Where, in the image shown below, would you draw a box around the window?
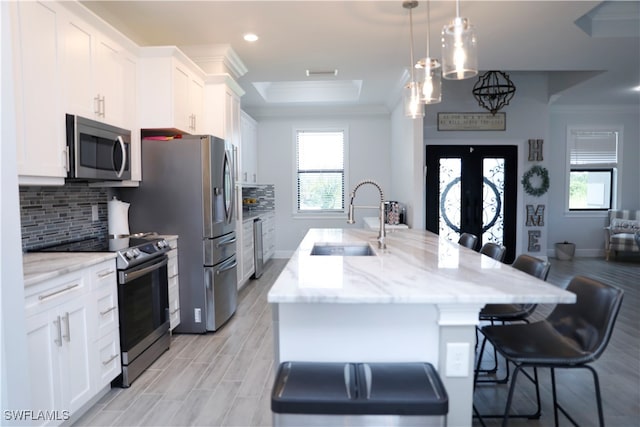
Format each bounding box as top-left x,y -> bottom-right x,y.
295,129 -> 345,212
567,129 -> 618,211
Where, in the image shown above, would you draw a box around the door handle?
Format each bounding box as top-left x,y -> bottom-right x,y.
216,258 -> 237,275
62,312 -> 70,342
54,316 -> 62,347
216,236 -> 237,248
114,136 -> 127,178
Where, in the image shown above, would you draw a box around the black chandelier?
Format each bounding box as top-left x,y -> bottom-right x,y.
472,70 -> 516,115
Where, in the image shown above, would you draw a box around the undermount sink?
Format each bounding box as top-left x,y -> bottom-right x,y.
310,243 -> 375,256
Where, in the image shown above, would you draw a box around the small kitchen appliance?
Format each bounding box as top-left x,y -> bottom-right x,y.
65,114 -> 131,181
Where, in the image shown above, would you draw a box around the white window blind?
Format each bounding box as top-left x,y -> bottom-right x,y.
296,130 -> 345,211
569,131 -> 618,165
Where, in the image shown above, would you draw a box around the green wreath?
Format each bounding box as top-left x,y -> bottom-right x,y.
521,165 -> 550,197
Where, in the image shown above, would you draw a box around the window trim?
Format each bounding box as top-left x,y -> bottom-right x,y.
564,126 -> 622,215
292,126 -> 349,217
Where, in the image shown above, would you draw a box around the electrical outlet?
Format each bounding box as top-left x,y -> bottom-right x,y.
91,205 -> 99,222
446,342 -> 470,377
194,308 -> 202,323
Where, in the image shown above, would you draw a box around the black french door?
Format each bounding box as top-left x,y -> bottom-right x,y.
425,145 -> 518,263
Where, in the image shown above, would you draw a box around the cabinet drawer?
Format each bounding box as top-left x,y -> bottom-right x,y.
25,271 -> 88,318
94,286 -> 119,338
92,260 -> 117,290
168,249 -> 179,278
168,276 -> 180,330
94,330 -> 121,388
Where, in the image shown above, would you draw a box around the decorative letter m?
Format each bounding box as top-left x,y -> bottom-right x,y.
526,204 -> 545,226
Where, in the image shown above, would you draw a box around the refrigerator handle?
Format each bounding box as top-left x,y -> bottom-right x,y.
216,257 -> 238,275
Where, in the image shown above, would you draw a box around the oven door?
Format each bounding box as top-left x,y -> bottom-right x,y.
117,255 -> 169,365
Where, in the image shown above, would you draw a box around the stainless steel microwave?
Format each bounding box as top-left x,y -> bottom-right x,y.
66,114 -> 131,181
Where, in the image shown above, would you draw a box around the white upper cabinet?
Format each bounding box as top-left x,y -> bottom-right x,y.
61,13 -> 136,130
240,110 -> 258,185
10,1 -> 139,185
11,1 -> 67,185
138,47 -> 205,134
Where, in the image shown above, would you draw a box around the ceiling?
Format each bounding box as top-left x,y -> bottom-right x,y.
81,1 -> 640,113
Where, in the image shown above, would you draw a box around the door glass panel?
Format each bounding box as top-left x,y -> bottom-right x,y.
438,158 -> 462,241
482,158 -> 505,246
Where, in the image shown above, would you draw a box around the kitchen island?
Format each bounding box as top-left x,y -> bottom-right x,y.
267,228 -> 576,426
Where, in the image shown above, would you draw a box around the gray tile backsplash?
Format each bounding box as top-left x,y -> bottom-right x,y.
20,183 -> 110,251
241,184 -> 275,210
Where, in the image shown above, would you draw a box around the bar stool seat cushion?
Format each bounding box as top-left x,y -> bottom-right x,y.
481,320 -> 596,365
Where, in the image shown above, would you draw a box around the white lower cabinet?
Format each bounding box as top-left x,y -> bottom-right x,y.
262,212 -> 276,263
90,261 -> 120,390
241,219 -> 255,286
165,236 -> 180,330
24,259 -> 120,426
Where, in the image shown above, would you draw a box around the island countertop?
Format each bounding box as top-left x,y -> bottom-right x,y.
267,228 -> 575,305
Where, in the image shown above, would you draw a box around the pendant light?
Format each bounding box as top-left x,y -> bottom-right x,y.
403,1 -> 424,119
441,0 -> 478,80
416,0 -> 441,104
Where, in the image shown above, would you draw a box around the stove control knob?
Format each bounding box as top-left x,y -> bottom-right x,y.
124,250 -> 135,260
132,248 -> 141,257
156,240 -> 167,249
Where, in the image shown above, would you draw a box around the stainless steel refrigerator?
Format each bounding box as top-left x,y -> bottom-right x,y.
122,135 -> 238,333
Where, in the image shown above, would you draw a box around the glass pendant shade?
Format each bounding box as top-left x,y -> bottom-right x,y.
442,16 -> 478,80
416,58 -> 442,104
404,81 -> 425,118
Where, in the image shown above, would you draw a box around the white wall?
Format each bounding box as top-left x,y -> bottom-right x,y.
548,106 -> 640,257
422,72 -> 552,257
390,101 -> 424,229
256,113 -> 392,256
1,1 -> 31,417
253,73 -> 639,258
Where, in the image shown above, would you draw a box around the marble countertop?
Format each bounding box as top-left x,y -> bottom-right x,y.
23,252 -> 117,287
267,228 -> 576,305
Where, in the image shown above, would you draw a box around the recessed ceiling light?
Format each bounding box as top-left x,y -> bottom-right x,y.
243,33 -> 258,42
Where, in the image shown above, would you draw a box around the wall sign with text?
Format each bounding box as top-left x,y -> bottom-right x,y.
437,112 -> 506,131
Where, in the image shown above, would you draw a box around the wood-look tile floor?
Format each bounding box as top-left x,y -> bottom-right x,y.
74,256 -> 639,427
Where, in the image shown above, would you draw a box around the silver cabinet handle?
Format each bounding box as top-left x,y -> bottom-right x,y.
102,354 -> 118,366
64,147 -> 70,173
100,306 -> 117,316
94,94 -> 101,115
62,312 -> 70,342
54,316 -> 62,347
38,283 -> 80,301
100,95 -> 106,117
98,269 -> 115,279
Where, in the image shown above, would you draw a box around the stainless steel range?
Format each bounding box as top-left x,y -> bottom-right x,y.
37,234 -> 171,387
